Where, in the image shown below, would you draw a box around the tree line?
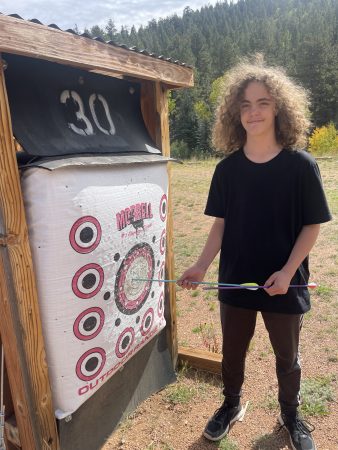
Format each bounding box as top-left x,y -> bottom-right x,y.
84,0 -> 338,157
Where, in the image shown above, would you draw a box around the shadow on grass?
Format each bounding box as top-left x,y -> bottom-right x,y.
186,423 -> 291,450
251,423 -> 290,449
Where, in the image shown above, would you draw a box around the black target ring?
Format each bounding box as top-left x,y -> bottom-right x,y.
72,263 -> 104,299
140,308 -> 154,336
158,293 -> 164,318
73,307 -> 105,341
76,347 -> 106,381
115,327 -> 135,358
69,216 -> 102,254
159,194 -> 167,222
115,243 -> 154,315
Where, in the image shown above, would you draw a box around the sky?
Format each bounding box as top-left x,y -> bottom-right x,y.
0,0 -> 224,32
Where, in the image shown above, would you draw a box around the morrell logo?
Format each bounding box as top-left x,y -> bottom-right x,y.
116,202 -> 153,233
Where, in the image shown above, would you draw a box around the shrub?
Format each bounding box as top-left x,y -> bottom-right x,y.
170,140 -> 191,159
308,123 -> 338,156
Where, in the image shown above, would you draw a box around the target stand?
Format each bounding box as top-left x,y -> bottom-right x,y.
0,14 -> 193,450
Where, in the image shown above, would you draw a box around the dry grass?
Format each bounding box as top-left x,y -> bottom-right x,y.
103,157 -> 338,450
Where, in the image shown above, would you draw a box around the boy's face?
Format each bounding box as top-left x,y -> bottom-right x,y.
240,81 -> 277,139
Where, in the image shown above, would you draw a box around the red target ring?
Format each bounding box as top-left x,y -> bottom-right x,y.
158,262 -> 165,286
69,216 -> 102,254
115,327 -> 135,358
158,293 -> 164,318
115,243 -> 154,315
72,263 -> 104,299
76,347 -> 106,381
140,308 -> 154,336
73,307 -> 105,341
159,194 -> 167,222
160,229 -> 166,255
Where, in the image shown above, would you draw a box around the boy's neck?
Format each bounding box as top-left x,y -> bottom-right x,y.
243,136 -> 282,163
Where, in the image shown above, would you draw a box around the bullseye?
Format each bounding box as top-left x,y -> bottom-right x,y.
115,243 -> 154,314
73,307 -> 105,341
76,347 -> 106,381
69,216 -> 102,254
115,327 -> 135,358
72,263 -> 104,299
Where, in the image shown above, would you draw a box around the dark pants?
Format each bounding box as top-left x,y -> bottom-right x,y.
220,303 -> 303,414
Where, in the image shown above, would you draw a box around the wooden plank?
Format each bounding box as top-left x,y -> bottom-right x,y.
0,247 -> 37,449
178,346 -> 222,374
0,56 -> 59,450
0,15 -> 193,88
140,81 -> 178,367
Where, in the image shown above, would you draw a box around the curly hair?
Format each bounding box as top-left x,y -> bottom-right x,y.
212,55 -> 311,154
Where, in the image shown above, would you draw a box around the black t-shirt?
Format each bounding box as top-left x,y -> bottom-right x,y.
204,149 -> 332,314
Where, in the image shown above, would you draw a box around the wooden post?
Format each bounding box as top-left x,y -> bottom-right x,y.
141,81 -> 178,368
0,56 -> 59,449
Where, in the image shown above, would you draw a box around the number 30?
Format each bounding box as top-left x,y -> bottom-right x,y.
60,90 -> 116,136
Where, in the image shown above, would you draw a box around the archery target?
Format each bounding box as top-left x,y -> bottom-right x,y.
160,229 -> 166,255
69,216 -> 102,254
72,263 -> 104,299
115,243 -> 154,314
159,194 -> 167,222
76,348 -> 106,381
73,307 -> 105,341
158,293 -> 164,318
158,261 -> 165,286
140,308 -> 154,336
115,327 -> 135,358
21,162 -> 168,418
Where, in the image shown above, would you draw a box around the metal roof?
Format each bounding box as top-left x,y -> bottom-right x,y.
0,13 -> 192,68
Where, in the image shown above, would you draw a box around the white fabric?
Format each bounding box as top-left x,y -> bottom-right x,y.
21,163 -> 167,418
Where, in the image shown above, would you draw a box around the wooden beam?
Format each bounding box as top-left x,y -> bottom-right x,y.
0,56 -> 59,450
178,346 -> 222,374
140,81 -> 178,368
0,15 -> 193,88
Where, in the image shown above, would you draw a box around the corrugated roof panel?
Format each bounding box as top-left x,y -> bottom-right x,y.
0,12 -> 192,68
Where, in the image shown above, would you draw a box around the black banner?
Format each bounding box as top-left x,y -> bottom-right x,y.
4,54 -> 160,157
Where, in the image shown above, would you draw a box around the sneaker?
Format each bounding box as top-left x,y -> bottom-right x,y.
278,412 -> 316,450
203,402 -> 244,441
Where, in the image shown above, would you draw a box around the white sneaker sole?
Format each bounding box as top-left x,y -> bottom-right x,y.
203,407 -> 245,442
278,414 -> 317,450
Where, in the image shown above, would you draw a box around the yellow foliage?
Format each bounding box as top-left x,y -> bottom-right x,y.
309,123 -> 338,156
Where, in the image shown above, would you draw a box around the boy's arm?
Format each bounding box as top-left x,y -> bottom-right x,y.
178,217 -> 224,290
264,224 -> 321,296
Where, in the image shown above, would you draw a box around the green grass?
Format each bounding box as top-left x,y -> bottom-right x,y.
216,436 -> 239,450
164,383 -> 197,405
300,375 -> 335,416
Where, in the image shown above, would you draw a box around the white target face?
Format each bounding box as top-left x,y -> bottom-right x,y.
115,327 -> 135,358
76,347 -> 106,381
69,216 -> 102,254
115,243 -> 154,314
140,308 -> 154,336
72,263 -> 104,299
157,293 -> 164,318
73,307 -> 105,341
159,194 -> 167,222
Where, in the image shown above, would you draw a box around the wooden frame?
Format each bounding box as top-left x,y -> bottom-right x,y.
0,13 -> 199,449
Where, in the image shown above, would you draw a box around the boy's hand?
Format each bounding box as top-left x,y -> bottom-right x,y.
177,264 -> 206,290
264,270 -> 293,296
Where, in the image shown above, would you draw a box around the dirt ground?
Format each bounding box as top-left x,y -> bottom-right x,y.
102,158 -> 338,450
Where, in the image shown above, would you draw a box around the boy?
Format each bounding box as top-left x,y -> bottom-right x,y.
178,56 -> 331,450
